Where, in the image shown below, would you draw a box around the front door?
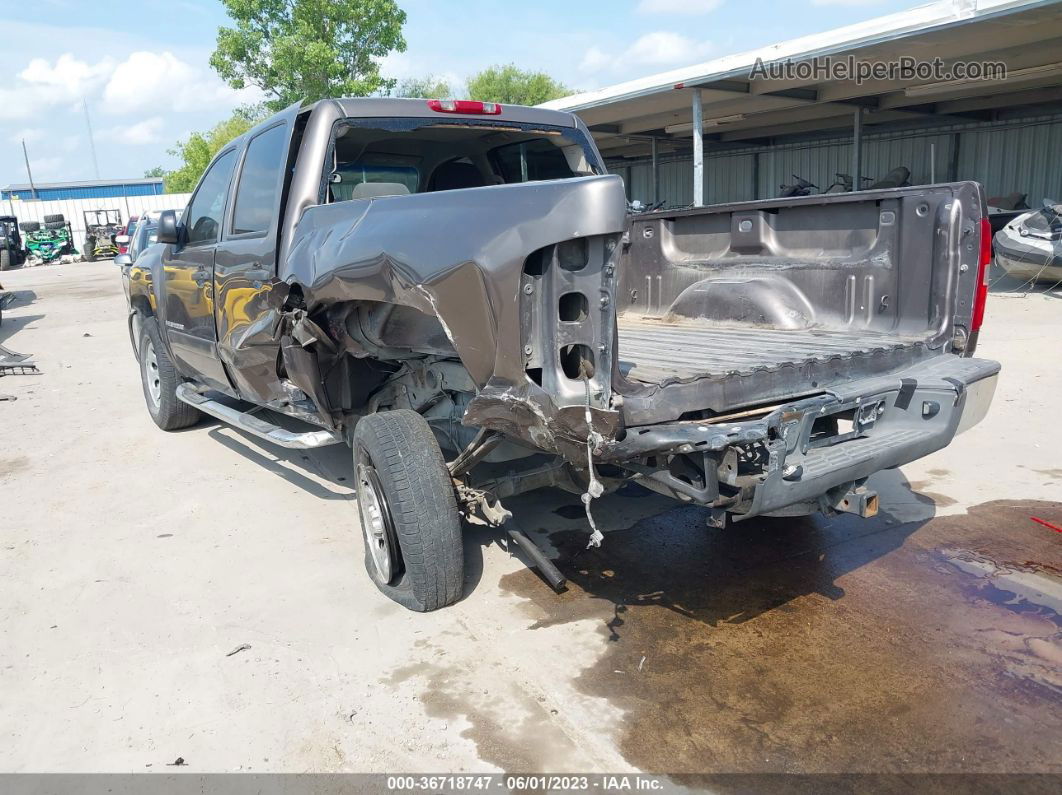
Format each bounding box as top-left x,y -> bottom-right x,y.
161,147 -> 239,391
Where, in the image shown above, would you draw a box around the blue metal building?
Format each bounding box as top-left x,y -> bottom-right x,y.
1,178 -> 164,201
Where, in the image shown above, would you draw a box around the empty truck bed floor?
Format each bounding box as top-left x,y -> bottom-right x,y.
616,318 -> 929,385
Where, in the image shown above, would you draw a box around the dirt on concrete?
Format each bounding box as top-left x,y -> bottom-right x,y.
500,498 -> 1062,774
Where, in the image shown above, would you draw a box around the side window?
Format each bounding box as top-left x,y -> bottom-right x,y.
232,124 -> 288,235
185,149 -> 237,246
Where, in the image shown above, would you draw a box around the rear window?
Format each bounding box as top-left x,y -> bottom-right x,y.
326,117 -> 600,204
491,139 -> 575,183
331,161 -> 419,202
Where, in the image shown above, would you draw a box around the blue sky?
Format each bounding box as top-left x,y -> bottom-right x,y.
0,0 -> 917,187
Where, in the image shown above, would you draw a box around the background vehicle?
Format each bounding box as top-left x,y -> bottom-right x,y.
20,215 -> 75,264
994,199 -> 1062,282
124,98 -> 998,612
116,215 -> 139,255
0,216 -> 26,270
83,209 -> 123,262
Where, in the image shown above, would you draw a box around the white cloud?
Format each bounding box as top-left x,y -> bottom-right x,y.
19,53 -> 115,98
628,32 -> 714,65
579,47 -> 612,73
102,51 -> 258,114
0,53 -> 115,120
637,0 -> 723,13
811,0 -> 884,5
582,32 -> 714,74
0,50 -> 256,123
105,116 -> 165,145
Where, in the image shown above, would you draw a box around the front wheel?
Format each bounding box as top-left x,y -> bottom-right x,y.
352,410 -> 464,612
138,317 -> 200,431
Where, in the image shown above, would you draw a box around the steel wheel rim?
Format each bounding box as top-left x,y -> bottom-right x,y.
143,339 -> 161,407
355,452 -> 399,584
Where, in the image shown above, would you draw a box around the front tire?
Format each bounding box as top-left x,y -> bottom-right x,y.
138,317 -> 200,431
353,410 -> 463,612
0,249 -> 10,271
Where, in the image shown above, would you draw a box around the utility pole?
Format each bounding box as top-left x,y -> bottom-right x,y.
83,97 -> 101,180
21,139 -> 38,200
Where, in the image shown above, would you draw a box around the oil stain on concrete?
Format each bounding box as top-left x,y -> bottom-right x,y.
500,498 -> 1062,774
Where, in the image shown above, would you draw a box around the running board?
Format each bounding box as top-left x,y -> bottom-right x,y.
175,384 -> 343,449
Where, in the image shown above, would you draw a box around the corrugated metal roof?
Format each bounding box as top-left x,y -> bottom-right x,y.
2,177 -> 163,191
541,0 -> 1053,114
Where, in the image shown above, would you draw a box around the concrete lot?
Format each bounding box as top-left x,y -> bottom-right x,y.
0,260 -> 1059,774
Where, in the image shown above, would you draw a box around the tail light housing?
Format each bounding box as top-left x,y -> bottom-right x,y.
427,99 -> 502,115
972,217 -> 991,332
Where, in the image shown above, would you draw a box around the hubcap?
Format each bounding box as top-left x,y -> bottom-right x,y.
355,453 -> 399,584
143,339 -> 162,407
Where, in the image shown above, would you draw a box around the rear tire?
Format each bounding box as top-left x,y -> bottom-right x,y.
44,221 -> 66,231
0,249 -> 10,271
138,317 -> 200,431
19,221 -> 39,233
43,214 -> 64,223
83,238 -> 95,262
352,410 -> 464,612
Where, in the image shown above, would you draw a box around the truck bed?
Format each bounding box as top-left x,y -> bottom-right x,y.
617,318 -> 928,385
613,183 -> 987,422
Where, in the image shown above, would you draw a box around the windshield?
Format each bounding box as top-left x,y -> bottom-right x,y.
326,117 -> 601,203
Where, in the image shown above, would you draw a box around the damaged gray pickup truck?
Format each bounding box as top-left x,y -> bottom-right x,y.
124,97 -> 999,611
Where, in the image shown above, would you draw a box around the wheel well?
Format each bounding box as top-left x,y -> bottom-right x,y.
130,294 -> 153,318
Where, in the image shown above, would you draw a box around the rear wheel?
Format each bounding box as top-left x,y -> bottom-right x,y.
43,214 -> 64,223
44,221 -> 66,231
83,237 -> 95,262
352,410 -> 464,612
19,221 -> 39,233
138,317 -> 200,431
0,249 -> 10,271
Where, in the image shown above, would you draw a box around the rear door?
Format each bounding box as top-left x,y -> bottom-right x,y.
213,110 -> 300,403
162,147 -> 239,390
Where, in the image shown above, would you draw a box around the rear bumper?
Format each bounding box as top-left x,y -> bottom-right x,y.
600,354 -> 999,517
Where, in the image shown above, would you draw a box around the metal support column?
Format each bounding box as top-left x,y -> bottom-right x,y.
650,137 -> 659,205
851,108 -> 863,192
692,89 -> 704,207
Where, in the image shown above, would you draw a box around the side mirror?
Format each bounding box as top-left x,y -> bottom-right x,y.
115,234 -> 130,245
114,253 -> 132,266
157,210 -> 180,245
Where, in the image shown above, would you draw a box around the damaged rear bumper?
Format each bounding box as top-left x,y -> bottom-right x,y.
596,354 -> 999,519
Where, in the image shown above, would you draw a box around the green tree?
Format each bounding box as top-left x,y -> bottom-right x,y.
143,166 -> 165,179
391,75 -> 453,99
162,110 -> 263,193
466,64 -> 570,106
210,0 -> 407,112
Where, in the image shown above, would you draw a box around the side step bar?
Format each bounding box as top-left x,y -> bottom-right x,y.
175,384 -> 344,449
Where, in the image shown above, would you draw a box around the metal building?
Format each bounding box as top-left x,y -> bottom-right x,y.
542,0 -> 1062,209
1,178 -> 165,201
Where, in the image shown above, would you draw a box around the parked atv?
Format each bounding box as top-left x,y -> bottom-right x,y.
83,209 -> 123,262
22,215 -> 75,264
0,216 -> 26,270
